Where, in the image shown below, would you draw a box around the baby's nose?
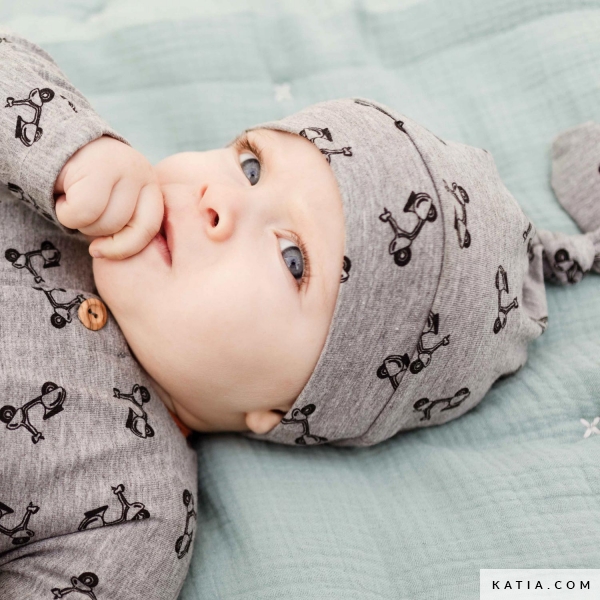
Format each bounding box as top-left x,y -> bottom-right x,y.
200,183 -> 241,243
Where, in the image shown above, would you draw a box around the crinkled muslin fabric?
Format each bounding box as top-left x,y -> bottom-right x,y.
237,99 -> 600,447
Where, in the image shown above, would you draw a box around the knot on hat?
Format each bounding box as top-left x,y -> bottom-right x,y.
537,228 -> 600,285
548,120 -> 600,280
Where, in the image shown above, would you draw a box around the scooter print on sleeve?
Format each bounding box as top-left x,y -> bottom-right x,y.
51,572 -> 99,599
299,127 -> 353,164
175,489 -> 197,559
5,241 -> 61,283
442,180 -> 471,249
5,87 -> 55,146
379,191 -> 438,267
33,286 -> 86,329
0,500 -> 39,546
493,265 -> 519,334
413,387 -> 470,421
0,381 -> 66,444
280,404 -> 328,445
409,311 -> 450,374
6,182 -> 55,222
112,385 -> 154,439
78,484 -> 149,531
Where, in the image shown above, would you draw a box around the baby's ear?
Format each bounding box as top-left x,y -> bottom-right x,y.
245,409 -> 283,435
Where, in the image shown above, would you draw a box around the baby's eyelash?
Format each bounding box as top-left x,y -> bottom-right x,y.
233,132 -> 264,165
233,133 -> 311,290
285,231 -> 312,289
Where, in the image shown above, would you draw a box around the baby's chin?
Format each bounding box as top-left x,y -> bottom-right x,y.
92,254 -> 144,320
92,238 -> 164,301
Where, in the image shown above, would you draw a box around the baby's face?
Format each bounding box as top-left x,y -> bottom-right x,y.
93,129 -> 345,435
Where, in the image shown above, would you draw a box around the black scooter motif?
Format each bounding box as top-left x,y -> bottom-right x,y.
78,484 -> 150,531
443,180 -> 471,249
409,311 -> 450,374
523,222 -> 536,263
280,404 -> 328,445
376,353 -> 410,390
493,266 -> 519,334
0,500 -> 39,545
5,241 -> 61,283
113,385 -> 154,439
0,381 -> 66,444
299,127 -> 352,164
6,182 -> 55,222
32,286 -> 86,329
413,387 -> 470,421
5,87 -> 55,146
379,191 -> 437,267
51,572 -> 99,599
175,489 -> 197,559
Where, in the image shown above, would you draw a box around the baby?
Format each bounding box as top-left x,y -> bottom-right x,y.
2,28 -> 600,600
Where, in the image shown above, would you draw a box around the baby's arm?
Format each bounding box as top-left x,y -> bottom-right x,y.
0,28 -> 127,233
0,29 -> 162,259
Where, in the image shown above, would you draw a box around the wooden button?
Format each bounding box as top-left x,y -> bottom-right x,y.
78,297 -> 108,331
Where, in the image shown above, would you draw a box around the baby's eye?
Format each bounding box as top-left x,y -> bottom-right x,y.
279,238 -> 304,282
239,152 -> 261,186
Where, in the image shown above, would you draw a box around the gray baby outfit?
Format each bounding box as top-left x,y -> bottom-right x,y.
0,31 -> 198,600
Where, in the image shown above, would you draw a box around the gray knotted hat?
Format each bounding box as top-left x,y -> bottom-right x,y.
235,99 -> 600,447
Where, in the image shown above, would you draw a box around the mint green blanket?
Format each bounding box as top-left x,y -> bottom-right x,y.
4,0 -> 599,597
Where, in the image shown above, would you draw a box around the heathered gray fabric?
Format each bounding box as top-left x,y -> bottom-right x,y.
0,30 -> 198,599
238,98 -> 600,447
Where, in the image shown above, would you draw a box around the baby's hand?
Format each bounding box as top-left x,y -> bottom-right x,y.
54,136 -> 164,260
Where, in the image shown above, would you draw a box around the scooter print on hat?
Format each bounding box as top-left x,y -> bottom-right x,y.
5,87 -> 55,146
51,572 -> 99,599
523,222 -> 536,263
341,255 -> 351,283
379,191 -> 437,267
113,384 -> 155,439
443,180 -> 471,249
6,182 -> 55,222
0,381 -> 66,444
413,387 -> 470,421
409,311 -> 450,374
280,404 -> 328,445
0,500 -> 39,546
78,484 -> 150,531
299,127 -> 353,164
175,489 -> 197,559
5,240 -> 61,283
376,353 -> 410,390
493,266 -> 519,334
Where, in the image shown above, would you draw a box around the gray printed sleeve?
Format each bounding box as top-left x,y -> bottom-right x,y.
0,28 -> 129,236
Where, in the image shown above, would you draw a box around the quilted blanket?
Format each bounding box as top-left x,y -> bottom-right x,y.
2,0 -> 599,598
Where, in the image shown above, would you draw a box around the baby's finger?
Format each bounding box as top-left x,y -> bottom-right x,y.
77,178 -> 140,238
55,174 -> 115,230
89,183 -> 164,260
